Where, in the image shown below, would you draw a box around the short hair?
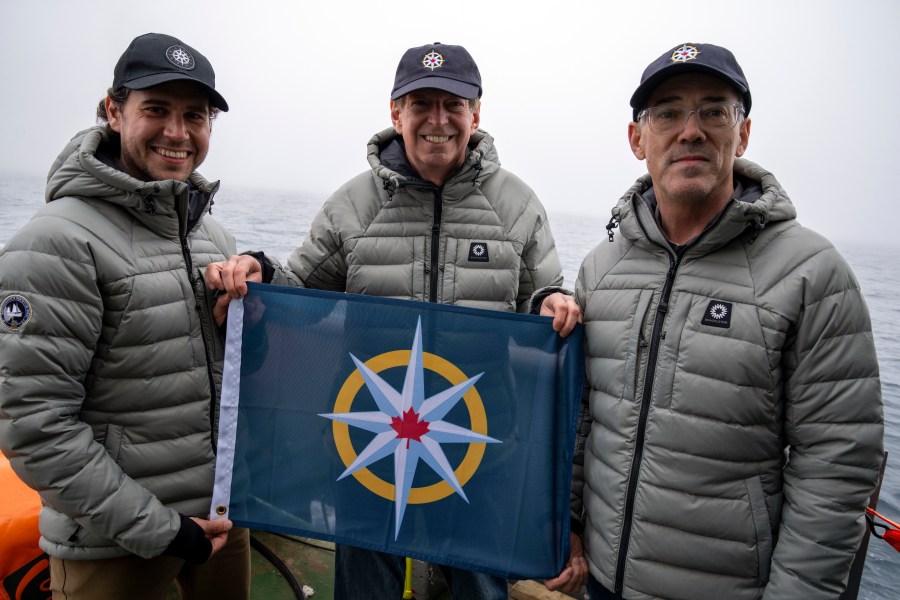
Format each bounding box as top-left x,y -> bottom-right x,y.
96,87 -> 129,125
95,86 -> 220,126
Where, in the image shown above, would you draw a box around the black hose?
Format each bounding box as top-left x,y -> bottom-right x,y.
249,533 -> 307,599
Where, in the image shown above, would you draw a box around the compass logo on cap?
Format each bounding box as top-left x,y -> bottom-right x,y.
422,51 -> 444,71
671,44 -> 700,63
165,45 -> 196,70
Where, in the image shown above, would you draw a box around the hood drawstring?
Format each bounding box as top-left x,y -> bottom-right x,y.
139,185 -> 159,215
747,212 -> 767,244
472,155 -> 483,188
383,178 -> 396,201
606,215 -> 620,242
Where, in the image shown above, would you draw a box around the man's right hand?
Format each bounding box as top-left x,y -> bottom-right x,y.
205,255 -> 263,298
206,256 -> 264,327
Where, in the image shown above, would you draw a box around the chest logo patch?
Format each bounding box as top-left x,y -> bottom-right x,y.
701,300 -> 732,329
1,294 -> 33,331
468,242 -> 489,263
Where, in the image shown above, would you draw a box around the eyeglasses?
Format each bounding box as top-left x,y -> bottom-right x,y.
637,102 -> 745,134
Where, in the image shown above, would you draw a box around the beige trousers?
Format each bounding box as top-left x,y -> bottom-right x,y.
49,527 -> 250,600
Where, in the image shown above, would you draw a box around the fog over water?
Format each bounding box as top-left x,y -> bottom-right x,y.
1,0 -> 898,247
2,0 -> 899,595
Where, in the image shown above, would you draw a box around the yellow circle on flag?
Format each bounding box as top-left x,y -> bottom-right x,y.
332,350 -> 488,504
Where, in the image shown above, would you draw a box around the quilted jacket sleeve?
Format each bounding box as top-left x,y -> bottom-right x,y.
0,210 -> 180,558
517,201 -> 564,313
764,247 -> 884,598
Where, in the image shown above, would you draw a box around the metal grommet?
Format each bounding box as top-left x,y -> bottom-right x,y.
215,504 -> 228,516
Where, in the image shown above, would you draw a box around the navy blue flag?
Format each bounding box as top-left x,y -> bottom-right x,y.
211,283 -> 584,580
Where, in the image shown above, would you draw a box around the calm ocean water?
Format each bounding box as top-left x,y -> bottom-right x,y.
2,171 -> 899,598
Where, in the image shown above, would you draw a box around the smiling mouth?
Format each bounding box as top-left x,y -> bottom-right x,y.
154,147 -> 189,159
423,135 -> 451,143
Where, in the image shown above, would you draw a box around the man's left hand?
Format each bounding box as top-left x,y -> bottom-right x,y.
540,292 -> 582,337
544,532 -> 588,593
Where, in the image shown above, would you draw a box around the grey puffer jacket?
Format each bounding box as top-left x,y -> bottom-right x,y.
572,158 -> 883,599
269,128 -> 564,311
0,127 -> 235,560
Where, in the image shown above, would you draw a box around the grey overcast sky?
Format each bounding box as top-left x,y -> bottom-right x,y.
1,0 -> 897,247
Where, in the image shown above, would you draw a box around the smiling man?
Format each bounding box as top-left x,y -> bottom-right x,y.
0,33 -> 249,599
205,42 -> 579,599
546,43 -> 884,599
108,79 -> 213,182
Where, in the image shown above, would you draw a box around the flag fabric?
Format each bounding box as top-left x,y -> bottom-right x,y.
211,283 -> 584,580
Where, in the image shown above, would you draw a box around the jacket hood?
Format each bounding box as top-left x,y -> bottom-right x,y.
609,158 -> 797,250
365,127 -> 500,199
45,126 -> 220,237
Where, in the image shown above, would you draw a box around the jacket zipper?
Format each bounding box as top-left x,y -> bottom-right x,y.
429,188 -> 443,303
614,249 -> 679,594
180,234 -> 216,449
181,237 -> 195,285
613,204 -> 732,594
395,180 -> 442,303
169,184 -> 222,453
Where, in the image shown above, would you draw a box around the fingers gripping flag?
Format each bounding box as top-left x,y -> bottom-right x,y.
211,284 -> 584,579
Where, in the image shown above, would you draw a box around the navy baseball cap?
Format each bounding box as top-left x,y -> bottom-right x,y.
113,33 -> 229,111
391,43 -> 482,100
630,43 -> 750,121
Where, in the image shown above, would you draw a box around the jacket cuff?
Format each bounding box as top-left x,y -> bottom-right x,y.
162,514 -> 212,564
242,251 -> 275,284
570,512 -> 585,536
528,286 -> 574,315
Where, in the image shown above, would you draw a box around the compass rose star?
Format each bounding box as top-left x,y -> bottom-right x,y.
320,317 -> 500,539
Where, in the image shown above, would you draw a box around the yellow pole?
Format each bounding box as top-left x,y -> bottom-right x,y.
403,557 -> 415,599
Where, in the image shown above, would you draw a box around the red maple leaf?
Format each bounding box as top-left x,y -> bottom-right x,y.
391,408 -> 430,448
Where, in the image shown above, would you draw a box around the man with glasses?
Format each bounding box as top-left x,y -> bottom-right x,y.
545,43 -> 883,599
